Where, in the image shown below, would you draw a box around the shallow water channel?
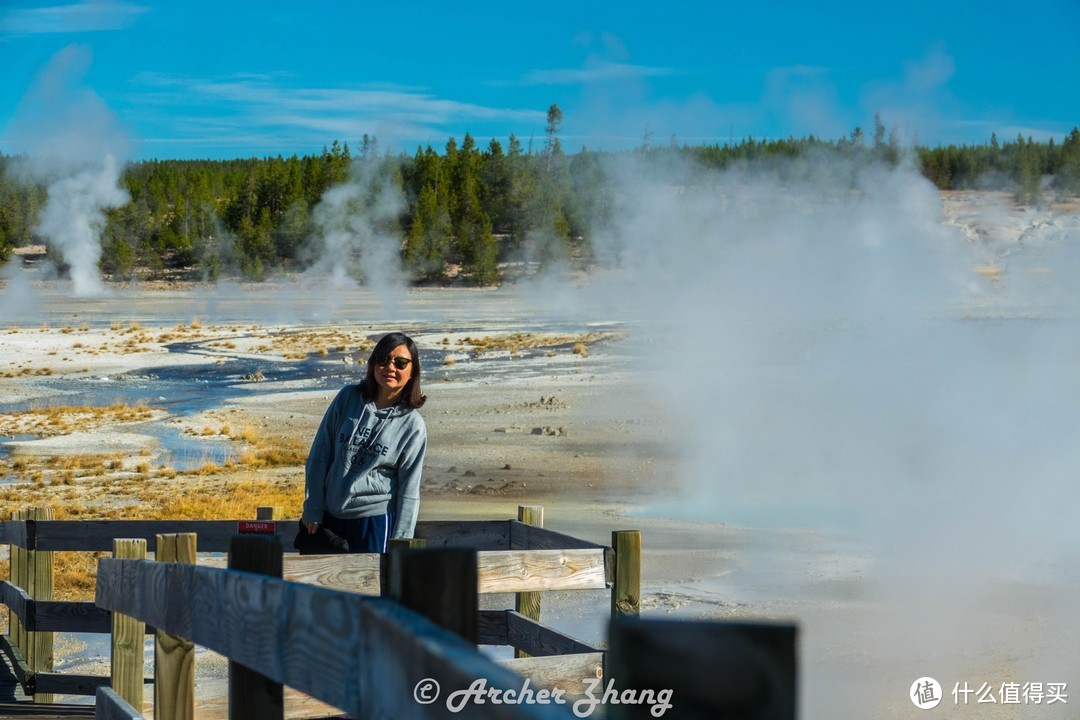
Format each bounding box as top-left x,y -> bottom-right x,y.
1,320 -> 627,470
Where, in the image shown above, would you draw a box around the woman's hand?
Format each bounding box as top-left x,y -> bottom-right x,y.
304,521 -> 319,534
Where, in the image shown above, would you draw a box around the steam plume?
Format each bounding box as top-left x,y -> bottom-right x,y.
304,157 -> 407,313
3,45 -> 131,297
562,153 -> 1080,717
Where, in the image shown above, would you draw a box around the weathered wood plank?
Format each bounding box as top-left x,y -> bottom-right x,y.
256,506 -> 286,521
111,539 -> 147,713
96,685 -> 144,720
500,653 -> 605,697
515,506 -> 544,660
611,531 -> 641,618
478,609 -> 509,646
201,553 -> 383,595
415,520 -> 510,550
0,580 -> 31,629
606,618 -> 797,720
207,549 -> 608,594
28,521 -> 300,552
4,518 -> 28,548
359,598 -> 574,719
11,511 -> 27,654
478,550 -> 608,593
34,600 -> 111,633
155,533 -> 196,720
191,678 -> 344,720
506,611 -> 599,657
18,518 -> 593,552
35,670 -> 110,695
28,507 -> 55,703
0,633 -> 30,692
228,535 -> 284,720
96,560 -> 572,718
515,523 -> 606,551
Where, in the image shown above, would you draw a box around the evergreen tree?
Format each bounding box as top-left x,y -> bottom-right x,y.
544,103 -> 564,171
404,184 -> 450,281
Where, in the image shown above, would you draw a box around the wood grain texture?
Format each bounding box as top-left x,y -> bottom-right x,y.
415,520 -> 510,550
154,533 -> 196,720
478,609 -> 509,646
611,531 -> 641,619
1,581 -> 31,631
516,524 -> 606,551
500,653 -> 605,696
28,520 -> 300,553
34,671 -> 110,695
201,554 -> 383,595
515,506 -> 543,660
110,539 -> 147,714
28,508 -> 54,703
478,550 -> 608,593
96,685 -> 144,720
11,510 -> 26,655
505,611 -> 598,657
96,560 -> 573,718
227,535 -> 284,720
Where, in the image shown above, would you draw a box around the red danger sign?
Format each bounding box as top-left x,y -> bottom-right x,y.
237,520 -> 277,534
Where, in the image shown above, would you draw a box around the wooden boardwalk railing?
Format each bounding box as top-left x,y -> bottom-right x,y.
2,509 -> 633,712
94,544 -> 579,719
4,508 -> 797,719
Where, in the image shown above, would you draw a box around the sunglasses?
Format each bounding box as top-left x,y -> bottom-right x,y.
373,355 -> 412,370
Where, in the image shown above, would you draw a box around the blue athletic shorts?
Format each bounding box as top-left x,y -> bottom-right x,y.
322,511 -> 394,554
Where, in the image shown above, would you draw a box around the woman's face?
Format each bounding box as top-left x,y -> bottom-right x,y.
372,343 -> 414,396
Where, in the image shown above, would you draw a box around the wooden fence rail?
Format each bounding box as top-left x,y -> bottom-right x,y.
3,509 -> 798,718
95,556 -> 574,720
3,510 -> 629,710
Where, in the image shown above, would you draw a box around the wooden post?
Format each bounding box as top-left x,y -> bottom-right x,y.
515,505 -> 544,658
256,506 -> 285,521
611,530 -> 641,619
387,537 -> 427,552
154,533 -> 197,720
228,534 -> 284,720
388,547 -> 478,644
606,618 -> 797,720
111,538 -> 147,714
9,509 -> 26,657
26,507 -> 54,703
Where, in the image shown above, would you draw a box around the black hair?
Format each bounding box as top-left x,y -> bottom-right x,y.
362,332 -> 426,408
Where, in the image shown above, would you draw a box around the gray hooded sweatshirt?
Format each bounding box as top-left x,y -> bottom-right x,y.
302,384 -> 427,538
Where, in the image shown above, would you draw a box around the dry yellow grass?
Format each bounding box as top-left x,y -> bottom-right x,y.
457,331 -> 620,355
0,402 -> 155,437
231,425 -> 260,444
0,474 -> 304,600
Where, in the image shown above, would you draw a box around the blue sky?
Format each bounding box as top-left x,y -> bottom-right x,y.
1,0 -> 1078,161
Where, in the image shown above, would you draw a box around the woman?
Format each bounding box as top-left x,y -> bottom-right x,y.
301,332 -> 427,553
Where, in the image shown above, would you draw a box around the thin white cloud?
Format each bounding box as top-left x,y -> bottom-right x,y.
0,1 -> 148,35
135,74 -> 542,122
124,73 -> 545,155
518,61 -> 675,86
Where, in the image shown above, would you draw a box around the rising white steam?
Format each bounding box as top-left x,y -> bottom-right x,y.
303,158 -> 407,313
562,153 -> 1080,717
3,45 -> 131,297
35,154 -> 128,296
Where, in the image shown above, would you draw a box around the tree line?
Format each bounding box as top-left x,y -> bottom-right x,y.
1,111 -> 1078,283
